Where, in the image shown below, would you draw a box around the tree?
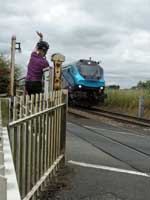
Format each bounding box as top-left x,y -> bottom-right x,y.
107,85 -> 120,90
137,80 -> 150,89
0,54 -> 21,94
0,55 -> 10,94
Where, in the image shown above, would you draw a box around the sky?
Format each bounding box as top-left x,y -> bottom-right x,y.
0,0 -> 150,88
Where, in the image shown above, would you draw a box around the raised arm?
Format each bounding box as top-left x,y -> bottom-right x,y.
33,31 -> 43,52
36,31 -> 43,41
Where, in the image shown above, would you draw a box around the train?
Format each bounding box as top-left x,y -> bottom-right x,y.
62,58 -> 107,107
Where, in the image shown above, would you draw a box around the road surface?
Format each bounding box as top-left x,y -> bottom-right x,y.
57,113 -> 150,200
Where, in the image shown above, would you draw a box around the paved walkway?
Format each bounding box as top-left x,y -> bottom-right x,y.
3,127 -> 21,200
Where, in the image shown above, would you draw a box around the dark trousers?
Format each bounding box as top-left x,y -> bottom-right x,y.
25,81 -> 43,95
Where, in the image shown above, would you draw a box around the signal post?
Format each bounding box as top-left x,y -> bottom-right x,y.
51,53 -> 65,90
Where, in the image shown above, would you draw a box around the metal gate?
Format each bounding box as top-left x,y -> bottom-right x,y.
8,90 -> 67,199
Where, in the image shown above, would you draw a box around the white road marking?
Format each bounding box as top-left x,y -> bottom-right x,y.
84,125 -> 147,138
68,160 -> 150,177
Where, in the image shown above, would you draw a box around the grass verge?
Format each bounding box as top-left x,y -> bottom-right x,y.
102,89 -> 150,118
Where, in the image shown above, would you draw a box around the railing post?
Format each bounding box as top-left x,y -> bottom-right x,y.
60,91 -> 67,167
0,176 -> 7,200
138,96 -> 144,118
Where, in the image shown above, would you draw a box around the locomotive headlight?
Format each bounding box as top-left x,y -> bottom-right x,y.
100,86 -> 104,90
78,85 -> 82,88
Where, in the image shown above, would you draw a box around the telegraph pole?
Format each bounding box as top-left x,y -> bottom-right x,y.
9,35 -> 21,96
9,35 -> 16,96
9,35 -> 21,121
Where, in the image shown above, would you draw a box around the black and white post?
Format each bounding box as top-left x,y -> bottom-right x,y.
138,96 -> 144,118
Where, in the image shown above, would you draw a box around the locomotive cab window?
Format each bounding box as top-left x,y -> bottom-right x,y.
77,61 -> 102,80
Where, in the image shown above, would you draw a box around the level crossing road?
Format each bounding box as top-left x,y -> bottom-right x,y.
57,114 -> 150,200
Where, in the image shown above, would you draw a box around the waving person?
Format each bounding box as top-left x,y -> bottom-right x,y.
25,31 -> 50,95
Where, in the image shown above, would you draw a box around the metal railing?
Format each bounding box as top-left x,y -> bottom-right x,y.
15,67 -> 54,97
8,90 -> 67,199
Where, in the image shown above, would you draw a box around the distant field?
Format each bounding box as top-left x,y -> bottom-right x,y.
102,89 -> 150,118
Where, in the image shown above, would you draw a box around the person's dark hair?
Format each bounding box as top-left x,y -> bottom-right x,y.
36,41 -> 49,52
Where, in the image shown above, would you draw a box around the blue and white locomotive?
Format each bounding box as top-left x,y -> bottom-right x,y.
62,58 -> 107,106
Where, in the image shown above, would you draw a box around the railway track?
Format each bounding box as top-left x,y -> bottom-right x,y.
68,107 -> 150,128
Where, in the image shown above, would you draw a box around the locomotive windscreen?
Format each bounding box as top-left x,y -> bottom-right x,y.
76,60 -> 102,80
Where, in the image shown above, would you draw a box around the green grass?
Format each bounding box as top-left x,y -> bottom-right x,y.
0,98 -> 9,126
102,89 -> 150,118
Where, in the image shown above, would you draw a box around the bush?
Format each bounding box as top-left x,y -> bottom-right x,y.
0,54 -> 21,94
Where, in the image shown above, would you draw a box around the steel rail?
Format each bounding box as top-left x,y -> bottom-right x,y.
93,107 -> 150,123
68,107 -> 150,127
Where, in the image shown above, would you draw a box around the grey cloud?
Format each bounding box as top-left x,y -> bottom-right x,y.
79,0 -> 150,31
0,0 -> 150,88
